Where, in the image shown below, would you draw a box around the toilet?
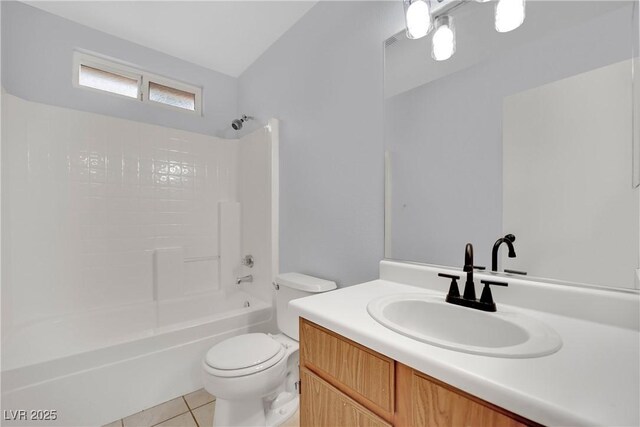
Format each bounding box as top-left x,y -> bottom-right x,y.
202,273 -> 336,427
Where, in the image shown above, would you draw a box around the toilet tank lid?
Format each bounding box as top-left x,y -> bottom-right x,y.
275,273 -> 337,293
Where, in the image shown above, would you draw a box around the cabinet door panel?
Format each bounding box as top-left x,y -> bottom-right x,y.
411,370 -> 530,427
301,368 -> 391,427
300,319 -> 394,416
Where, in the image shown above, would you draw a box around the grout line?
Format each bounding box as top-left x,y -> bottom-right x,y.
120,394 -> 212,427
148,398 -> 190,427
183,391 -> 216,411
150,411 -> 190,427
182,396 -> 191,410
190,409 -> 199,427
189,398 -> 216,411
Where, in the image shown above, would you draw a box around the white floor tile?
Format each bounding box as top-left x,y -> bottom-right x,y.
154,412 -> 197,427
183,388 -> 215,410
191,402 -> 214,427
123,397 -> 189,427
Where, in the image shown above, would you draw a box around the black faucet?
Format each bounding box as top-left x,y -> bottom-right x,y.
463,243 -> 476,300
438,243 -> 508,312
491,234 -> 516,272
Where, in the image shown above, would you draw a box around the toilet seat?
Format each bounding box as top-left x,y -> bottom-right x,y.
204,333 -> 286,378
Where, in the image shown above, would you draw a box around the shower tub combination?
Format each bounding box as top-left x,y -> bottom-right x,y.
1,93 -> 280,426
1,289 -> 273,426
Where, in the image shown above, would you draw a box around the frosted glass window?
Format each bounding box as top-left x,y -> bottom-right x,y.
74,52 -> 201,114
78,65 -> 139,98
148,81 -> 196,111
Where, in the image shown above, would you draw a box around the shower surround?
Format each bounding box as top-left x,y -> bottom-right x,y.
1,93 -> 278,425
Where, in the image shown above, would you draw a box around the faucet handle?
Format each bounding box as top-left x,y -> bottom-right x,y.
479,279 -> 508,311
438,273 -> 461,299
480,279 -> 508,287
473,265 -> 486,270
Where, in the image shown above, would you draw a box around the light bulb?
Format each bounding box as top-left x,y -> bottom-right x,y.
495,0 -> 526,33
405,0 -> 432,40
432,16 -> 455,61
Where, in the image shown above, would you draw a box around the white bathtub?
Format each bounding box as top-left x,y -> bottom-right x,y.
0,290 -> 273,426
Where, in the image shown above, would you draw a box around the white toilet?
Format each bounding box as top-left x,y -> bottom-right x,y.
202,273 -> 336,427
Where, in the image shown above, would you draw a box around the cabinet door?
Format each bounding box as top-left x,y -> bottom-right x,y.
300,318 -> 394,418
396,364 -> 536,427
301,368 -> 391,427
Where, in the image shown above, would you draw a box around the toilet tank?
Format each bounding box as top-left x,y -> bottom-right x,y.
275,273 -> 337,340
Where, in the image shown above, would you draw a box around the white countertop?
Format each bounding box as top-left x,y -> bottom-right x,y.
290,279 -> 640,427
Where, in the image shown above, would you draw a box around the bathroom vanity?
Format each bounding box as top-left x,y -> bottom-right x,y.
291,261 -> 640,427
300,319 -> 535,427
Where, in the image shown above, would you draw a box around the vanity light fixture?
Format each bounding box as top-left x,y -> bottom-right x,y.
404,0 -> 432,39
402,0 -> 527,62
432,15 -> 456,61
495,0 -> 526,33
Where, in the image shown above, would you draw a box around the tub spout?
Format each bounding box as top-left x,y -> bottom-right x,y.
236,275 -> 253,285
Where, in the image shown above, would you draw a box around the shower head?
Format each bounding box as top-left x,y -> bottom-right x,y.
231,114 -> 253,130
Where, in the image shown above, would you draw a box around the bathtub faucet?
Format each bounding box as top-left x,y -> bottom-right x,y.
236,275 -> 253,285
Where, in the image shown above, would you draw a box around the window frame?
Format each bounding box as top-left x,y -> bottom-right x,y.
72,52 -> 203,115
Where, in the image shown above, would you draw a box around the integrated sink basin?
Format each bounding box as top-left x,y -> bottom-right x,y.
367,293 -> 562,358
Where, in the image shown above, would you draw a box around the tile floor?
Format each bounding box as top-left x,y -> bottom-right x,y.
102,389 -> 300,427
102,389 -> 214,427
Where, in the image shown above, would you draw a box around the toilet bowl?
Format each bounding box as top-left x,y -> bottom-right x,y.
202,273 -> 336,427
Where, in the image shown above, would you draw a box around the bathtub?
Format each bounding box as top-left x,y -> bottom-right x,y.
0,290 -> 273,426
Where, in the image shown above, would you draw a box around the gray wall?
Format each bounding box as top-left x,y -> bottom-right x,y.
1,1 -> 238,137
385,4 -> 634,269
2,0 -> 407,289
239,1 -> 404,286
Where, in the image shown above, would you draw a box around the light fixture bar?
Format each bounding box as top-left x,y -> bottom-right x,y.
395,0 -> 527,63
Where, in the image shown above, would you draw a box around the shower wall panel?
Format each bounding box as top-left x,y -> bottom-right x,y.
1,94 -> 238,328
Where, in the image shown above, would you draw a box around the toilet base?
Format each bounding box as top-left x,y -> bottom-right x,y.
266,395 -> 298,427
212,394 -> 298,427
213,398 -> 266,426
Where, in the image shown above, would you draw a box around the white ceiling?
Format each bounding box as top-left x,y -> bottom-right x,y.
25,1 -> 318,77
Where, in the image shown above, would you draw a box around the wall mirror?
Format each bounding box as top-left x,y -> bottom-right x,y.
384,0 -> 640,290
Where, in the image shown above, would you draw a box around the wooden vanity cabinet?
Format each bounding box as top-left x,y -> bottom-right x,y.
299,318 -> 539,427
